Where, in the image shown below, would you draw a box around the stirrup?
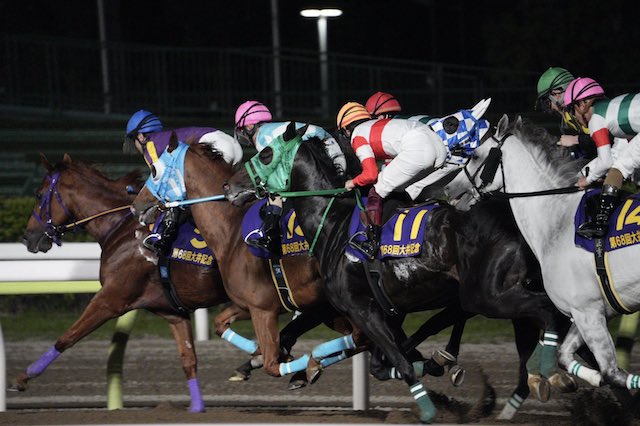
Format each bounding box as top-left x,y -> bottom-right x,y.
348,231 -> 377,260
577,222 -> 607,239
143,233 -> 162,251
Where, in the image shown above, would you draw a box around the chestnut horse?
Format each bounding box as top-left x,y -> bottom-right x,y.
20,154 -> 243,412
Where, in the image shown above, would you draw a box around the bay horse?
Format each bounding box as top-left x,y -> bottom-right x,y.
443,115 -> 640,391
131,135 -> 469,387
20,154 -> 244,412
223,123 -> 567,422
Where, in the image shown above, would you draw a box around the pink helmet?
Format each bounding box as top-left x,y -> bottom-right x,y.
234,101 -> 272,128
563,77 -> 605,107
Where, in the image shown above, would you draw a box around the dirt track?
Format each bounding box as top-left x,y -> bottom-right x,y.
1,338 -> 639,425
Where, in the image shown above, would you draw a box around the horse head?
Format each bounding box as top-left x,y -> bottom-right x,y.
131,185 -> 161,226
224,121 -> 307,207
23,154 -> 78,253
443,114 -> 515,211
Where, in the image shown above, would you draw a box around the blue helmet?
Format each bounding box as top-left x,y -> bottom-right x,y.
125,110 -> 163,138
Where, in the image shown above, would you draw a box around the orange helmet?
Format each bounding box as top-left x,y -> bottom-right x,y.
365,92 -> 401,117
337,102 -> 371,129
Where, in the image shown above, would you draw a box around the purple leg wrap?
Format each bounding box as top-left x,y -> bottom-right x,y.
26,345 -> 61,378
188,378 -> 205,413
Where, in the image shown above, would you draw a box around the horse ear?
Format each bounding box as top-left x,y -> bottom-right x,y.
496,114 -> 510,136
63,153 -> 72,163
39,152 -> 53,172
167,131 -> 179,152
296,123 -> 309,137
282,121 -> 298,141
515,115 -> 524,128
471,98 -> 491,119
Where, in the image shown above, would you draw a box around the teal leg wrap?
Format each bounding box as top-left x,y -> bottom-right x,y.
221,329 -> 258,354
410,382 -> 436,423
390,361 -> 425,380
626,374 -> 640,389
540,331 -> 559,377
319,351 -> 348,368
526,341 -> 543,375
278,354 -> 311,376
311,334 -> 355,359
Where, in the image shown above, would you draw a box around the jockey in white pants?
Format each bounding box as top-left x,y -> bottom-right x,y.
567,77 -> 640,238
337,99 -> 491,259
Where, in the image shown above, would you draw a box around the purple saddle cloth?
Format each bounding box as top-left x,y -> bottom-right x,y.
241,199 -> 310,258
574,189 -> 640,252
346,199 -> 439,261
151,214 -> 216,268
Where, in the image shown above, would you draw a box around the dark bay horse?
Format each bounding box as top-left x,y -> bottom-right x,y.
224,125 -> 568,422
20,154 -> 243,412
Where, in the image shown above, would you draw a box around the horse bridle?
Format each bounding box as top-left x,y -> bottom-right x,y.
32,171 -> 131,245
460,133 -> 510,200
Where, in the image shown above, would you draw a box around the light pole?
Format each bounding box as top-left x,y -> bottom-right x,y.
300,8 -> 342,118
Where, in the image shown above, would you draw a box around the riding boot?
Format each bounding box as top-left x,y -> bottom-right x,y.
250,204 -> 282,255
349,187 -> 383,260
143,207 -> 180,256
577,184 -> 619,239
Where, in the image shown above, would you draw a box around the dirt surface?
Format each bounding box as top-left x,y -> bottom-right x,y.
1,338 -> 639,425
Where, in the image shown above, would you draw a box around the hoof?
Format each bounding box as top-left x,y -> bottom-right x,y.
432,349 -> 456,367
449,364 -> 465,387
528,374 -> 551,402
288,371 -> 308,390
228,370 -> 250,382
549,372 -> 578,393
306,357 -> 323,385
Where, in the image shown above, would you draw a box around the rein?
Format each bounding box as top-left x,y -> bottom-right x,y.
55,205 -> 132,233
462,133 -> 583,200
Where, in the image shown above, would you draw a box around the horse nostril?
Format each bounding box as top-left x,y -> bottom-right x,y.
222,183 -> 230,193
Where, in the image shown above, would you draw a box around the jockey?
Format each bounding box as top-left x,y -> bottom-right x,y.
125,109 -> 243,255
234,100 -> 345,255
535,67 -> 596,159
568,79 -> 640,238
337,100 -> 491,259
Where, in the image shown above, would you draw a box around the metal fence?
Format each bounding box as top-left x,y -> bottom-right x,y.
1,34 -> 545,121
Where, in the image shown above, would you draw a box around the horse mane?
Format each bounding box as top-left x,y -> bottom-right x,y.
54,159 -> 143,198
299,136 -> 346,187
333,131 -> 363,179
508,119 -> 586,186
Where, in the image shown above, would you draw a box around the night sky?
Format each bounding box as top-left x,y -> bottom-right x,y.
2,0 -> 640,86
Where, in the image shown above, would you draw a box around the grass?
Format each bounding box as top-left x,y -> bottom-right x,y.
1,305 -> 624,344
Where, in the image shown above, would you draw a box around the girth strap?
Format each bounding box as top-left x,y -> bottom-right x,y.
268,258 -> 299,312
363,259 -> 399,316
594,238 -> 632,315
158,256 -> 190,315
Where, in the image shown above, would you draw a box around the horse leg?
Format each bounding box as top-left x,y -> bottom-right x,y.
14,293 -> 122,391
616,312 -> 639,370
497,318 -> 539,420
569,309 -> 639,389
158,312 -> 204,413
214,304 -> 259,355
327,283 -> 437,423
557,322 -> 602,387
249,308 -> 283,377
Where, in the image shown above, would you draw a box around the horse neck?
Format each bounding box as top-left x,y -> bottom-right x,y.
501,139 -> 581,260
64,172 -> 132,244
289,163 -> 354,267
185,153 -> 241,264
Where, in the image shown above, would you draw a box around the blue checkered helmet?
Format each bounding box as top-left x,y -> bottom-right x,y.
428,98 -> 491,157
126,110 -> 163,138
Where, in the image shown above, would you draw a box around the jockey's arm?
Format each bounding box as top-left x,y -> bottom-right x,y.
581,128 -> 613,184
348,136 -> 379,188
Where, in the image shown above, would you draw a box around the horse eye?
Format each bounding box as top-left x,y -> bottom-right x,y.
472,154 -> 479,161
259,147 -> 273,165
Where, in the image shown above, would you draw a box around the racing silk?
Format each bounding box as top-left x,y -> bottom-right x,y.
144,127 -> 242,168
255,121 -> 346,174
350,118 -> 447,198
562,111 -> 590,135
393,114 -> 432,124
582,94 -> 640,183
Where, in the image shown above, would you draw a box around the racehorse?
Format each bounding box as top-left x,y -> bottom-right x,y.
130,134 -> 471,390
443,115 -> 640,391
223,123 -> 567,422
20,154 -> 240,412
